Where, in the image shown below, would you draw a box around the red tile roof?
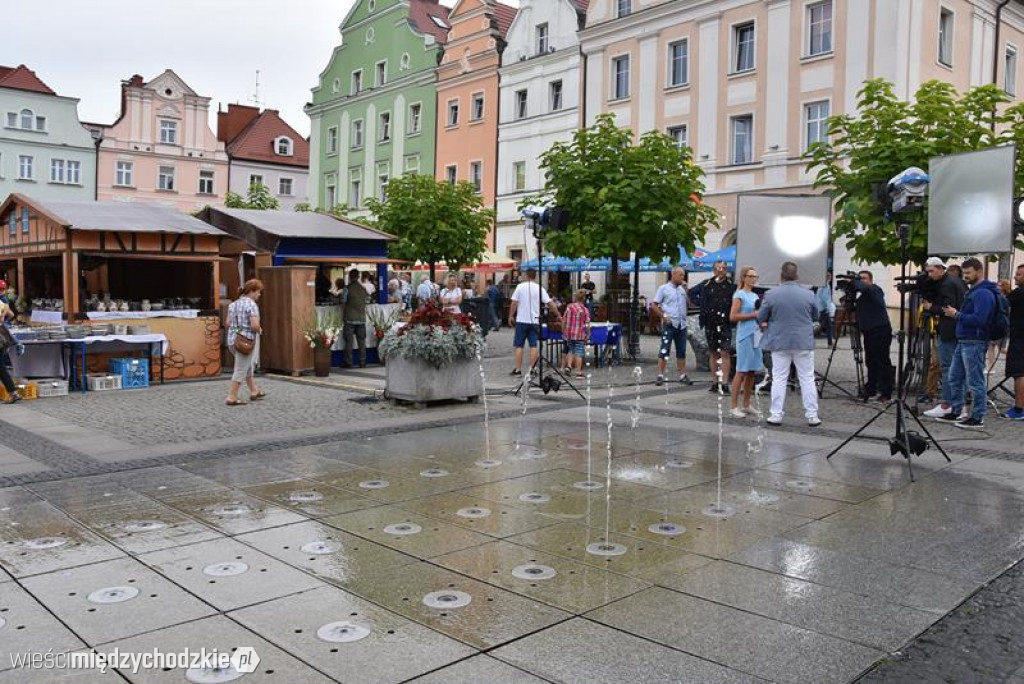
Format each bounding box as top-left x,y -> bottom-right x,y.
493,2 -> 518,39
217,104 -> 260,144
225,110 -> 309,168
0,65 -> 57,96
409,0 -> 450,43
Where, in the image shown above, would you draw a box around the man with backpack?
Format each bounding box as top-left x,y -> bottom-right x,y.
938,257 -> 1008,429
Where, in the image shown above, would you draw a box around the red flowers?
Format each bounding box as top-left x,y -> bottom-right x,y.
399,301 -> 476,336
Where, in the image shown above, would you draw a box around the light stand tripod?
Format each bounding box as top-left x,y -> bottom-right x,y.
512,233 -> 585,401
818,300 -> 864,400
826,222 -> 950,481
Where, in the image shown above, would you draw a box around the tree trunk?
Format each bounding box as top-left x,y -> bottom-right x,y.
429,261 -> 436,286
629,253 -> 641,359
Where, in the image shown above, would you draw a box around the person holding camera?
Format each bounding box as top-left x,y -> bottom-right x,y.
847,270 -> 894,403
1002,264 -> 1024,421
921,257 -> 966,418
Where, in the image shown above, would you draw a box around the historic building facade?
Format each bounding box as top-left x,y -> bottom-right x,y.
0,65 -> 97,202
306,0 -> 450,215
91,70 -> 228,212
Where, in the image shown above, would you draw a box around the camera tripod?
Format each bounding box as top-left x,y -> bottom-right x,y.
818,302 -> 864,400
826,223 -> 950,481
902,310 -> 936,412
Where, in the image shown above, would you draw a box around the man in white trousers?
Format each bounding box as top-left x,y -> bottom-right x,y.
756,261 -> 821,427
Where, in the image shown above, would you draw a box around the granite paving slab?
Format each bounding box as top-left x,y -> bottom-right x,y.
160,489 -> 306,535
26,479 -> 149,513
314,467 -> 462,503
560,450 -> 747,489
0,502 -> 125,578
181,456 -> 300,488
719,468 -> 884,504
67,501 -> 222,555
105,466 -> 229,500
644,480 -> 847,520
0,666 -> 127,682
0,581 -> 86,672
242,478 -> 380,518
409,655 -> 548,683
396,491 -> 564,538
763,445 -> 965,491
322,506 -> 494,559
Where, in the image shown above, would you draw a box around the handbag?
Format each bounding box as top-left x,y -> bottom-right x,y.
233,332 -> 254,355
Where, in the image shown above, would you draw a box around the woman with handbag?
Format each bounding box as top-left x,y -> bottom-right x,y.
226,279 -> 265,406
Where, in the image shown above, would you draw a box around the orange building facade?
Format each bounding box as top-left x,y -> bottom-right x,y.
434,0 -> 517,249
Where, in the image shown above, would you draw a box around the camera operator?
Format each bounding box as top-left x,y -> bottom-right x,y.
843,270 -> 894,402
919,258 -> 966,418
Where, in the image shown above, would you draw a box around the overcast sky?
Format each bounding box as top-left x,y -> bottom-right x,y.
3,0 -> 492,139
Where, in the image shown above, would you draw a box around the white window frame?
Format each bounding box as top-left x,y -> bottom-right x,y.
805,0 -> 833,58
408,102 -> 422,134
158,165 -> 176,191
732,20 -> 757,74
471,92 -> 485,121
549,80 -> 563,111
35,115 -> 46,131
668,39 -> 690,88
616,0 -> 631,19
278,177 -> 294,196
351,69 -> 363,94
515,89 -> 528,119
275,137 -> 293,156
667,125 -> 688,150
405,155 -> 421,174
325,176 -> 337,209
536,23 -> 549,55
19,109 -> 33,130
803,99 -> 831,152
159,119 -> 178,145
375,60 -> 387,87
376,161 -> 390,200
5,112 -> 15,128
611,54 -> 631,100
18,155 -> 33,180
513,161 -> 526,191
249,174 -> 264,188
378,111 -> 391,142
730,114 -> 754,165
938,6 -> 954,68
445,164 -> 457,184
351,119 -> 364,149
447,99 -> 460,127
327,126 -> 339,154
66,160 -> 81,185
469,160 -> 483,194
116,161 -> 134,187
198,170 -> 215,194
349,168 -> 363,207
50,159 -> 65,183
1007,44 -> 1019,96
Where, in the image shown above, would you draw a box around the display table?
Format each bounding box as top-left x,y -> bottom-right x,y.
85,310 -> 199,320
13,334 -> 168,392
540,322 -> 621,368
30,311 -> 64,325
11,341 -> 66,378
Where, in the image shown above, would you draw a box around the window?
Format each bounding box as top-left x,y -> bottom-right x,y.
807,1 -> 833,57
447,100 -> 459,127
351,70 -> 363,94
279,177 -> 293,196
938,8 -> 954,67
667,125 -> 688,149
377,163 -> 389,200
349,170 -> 363,207
50,159 -> 65,183
379,112 -> 391,142
20,208 -> 29,234
327,126 -> 339,154
730,115 -> 753,164
405,155 -> 421,174
116,161 -> 133,187
159,120 -> 178,144
612,55 -> 630,99
734,22 -> 756,73
8,211 -> 14,236
667,40 -> 690,87
18,155 -> 33,180
470,161 -> 482,193
1007,46 -> 1018,96
515,90 -> 528,119
616,0 -> 631,18
549,80 -> 563,111
471,93 -> 485,121
198,170 -> 215,194
513,161 -> 526,191
445,164 -> 457,184
5,112 -> 14,127
249,174 -> 264,187
275,137 -> 292,155
536,23 -> 549,55
158,165 -> 176,191
20,109 -> 32,129
67,160 -> 80,185
804,101 -> 830,150
351,119 -> 364,148
375,61 -> 387,87
408,103 -> 422,134
35,116 -> 46,131
325,178 -> 337,209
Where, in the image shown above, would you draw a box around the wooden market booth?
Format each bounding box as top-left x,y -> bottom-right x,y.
0,193 -> 227,381
198,207 -> 397,375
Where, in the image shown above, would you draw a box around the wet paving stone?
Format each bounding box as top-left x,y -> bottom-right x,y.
139,538 -> 323,611
322,506 -> 493,559
256,452 -> 359,481
538,433 -> 638,458
340,561 -> 570,650
433,540 -> 651,614
719,469 -> 885,505
160,490 -> 306,535
409,654 -> 548,683
236,521 -> 418,587
762,445 -> 966,491
108,615 -> 335,683
182,456 -> 300,488
106,466 -> 229,500
230,585 -> 476,684
559,450 -> 748,489
0,486 -> 44,509
642,481 -> 847,520
242,479 -> 380,518
68,501 -> 222,555
19,557 -> 215,645
313,468 -> 461,504
27,478 -> 153,514
0,665 -> 127,682
0,581 -> 85,670
396,492 -> 563,538
0,502 -> 125,578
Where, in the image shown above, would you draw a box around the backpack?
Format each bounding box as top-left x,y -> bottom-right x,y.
990,290 -> 1010,341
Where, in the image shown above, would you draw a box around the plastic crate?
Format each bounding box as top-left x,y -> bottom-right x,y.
109,358 -> 149,389
36,378 -> 69,398
18,381 -> 38,400
87,374 -> 122,391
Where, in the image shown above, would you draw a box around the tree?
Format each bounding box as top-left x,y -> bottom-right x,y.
225,182 -> 281,211
365,174 -> 493,282
806,79 -> 1023,267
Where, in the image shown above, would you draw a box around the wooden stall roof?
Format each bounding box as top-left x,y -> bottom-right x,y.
0,194 -> 227,236
198,207 -> 394,254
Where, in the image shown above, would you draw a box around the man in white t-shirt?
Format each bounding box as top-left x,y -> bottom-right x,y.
508,268 -> 562,376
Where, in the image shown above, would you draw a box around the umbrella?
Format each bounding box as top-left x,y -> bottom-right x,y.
412,251 -> 516,272
692,245 -> 736,271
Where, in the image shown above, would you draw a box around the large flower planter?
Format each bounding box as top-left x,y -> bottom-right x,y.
313,347 -> 332,377
385,355 -> 482,406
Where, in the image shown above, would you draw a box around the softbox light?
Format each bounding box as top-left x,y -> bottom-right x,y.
735,194 -> 832,287
928,145 -> 1016,255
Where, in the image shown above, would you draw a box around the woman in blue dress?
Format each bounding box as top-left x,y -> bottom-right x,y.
729,266 -> 763,417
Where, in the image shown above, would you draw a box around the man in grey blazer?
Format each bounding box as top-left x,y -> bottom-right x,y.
756,261 -> 821,426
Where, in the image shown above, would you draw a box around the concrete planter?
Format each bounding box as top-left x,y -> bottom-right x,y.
385,355 -> 482,407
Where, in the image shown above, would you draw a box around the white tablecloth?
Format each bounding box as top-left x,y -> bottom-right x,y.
30,311 -> 63,325
67,334 -> 170,355
11,334 -> 169,379
86,310 -> 199,320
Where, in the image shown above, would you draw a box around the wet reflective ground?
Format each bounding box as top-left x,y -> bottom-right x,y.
3,390 -> 1024,683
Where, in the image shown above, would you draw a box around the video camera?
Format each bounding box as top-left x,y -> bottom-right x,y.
522,205 -> 571,238
834,271 -> 861,293
894,271 -> 940,305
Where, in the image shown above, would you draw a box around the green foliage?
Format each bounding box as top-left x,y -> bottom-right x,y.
365,174 -> 492,279
225,183 -> 281,211
293,202 -> 313,212
524,113 -> 717,261
378,301 -> 483,368
806,79 -> 1023,266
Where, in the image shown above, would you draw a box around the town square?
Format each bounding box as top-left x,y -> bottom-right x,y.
2,0 -> 1024,682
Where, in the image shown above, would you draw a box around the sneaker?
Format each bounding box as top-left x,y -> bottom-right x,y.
3,393 -> 21,405
708,382 -> 718,393
655,375 -> 665,387
877,395 -> 892,404
747,407 -> 763,419
957,409 -> 968,420
729,407 -> 746,418
766,415 -> 783,426
935,411 -> 959,423
807,415 -> 822,427
1002,407 -> 1024,421
923,404 -> 950,418
955,416 -> 985,429
679,374 -> 693,386
510,369 -> 522,376
721,385 -> 731,396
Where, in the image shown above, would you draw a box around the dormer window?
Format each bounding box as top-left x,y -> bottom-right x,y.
275,137 -> 293,156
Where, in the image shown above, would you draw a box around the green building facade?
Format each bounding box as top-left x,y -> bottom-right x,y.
306,0 -> 449,215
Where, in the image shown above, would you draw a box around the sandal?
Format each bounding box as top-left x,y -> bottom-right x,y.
225,399 -> 247,406
250,391 -> 267,401
575,373 -> 584,379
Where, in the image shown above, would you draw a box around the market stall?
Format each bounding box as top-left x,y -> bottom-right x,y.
0,194 -> 226,383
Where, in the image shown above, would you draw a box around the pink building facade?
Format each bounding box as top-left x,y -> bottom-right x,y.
93,70 -> 228,212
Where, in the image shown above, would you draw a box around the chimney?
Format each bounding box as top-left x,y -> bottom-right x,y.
216,103 -> 261,144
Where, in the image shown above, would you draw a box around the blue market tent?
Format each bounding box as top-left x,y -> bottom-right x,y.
692,245 -> 736,270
